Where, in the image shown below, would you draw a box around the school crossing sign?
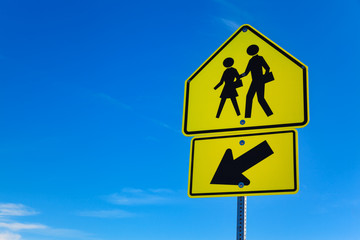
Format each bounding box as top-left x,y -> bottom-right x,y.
182,24 -> 309,198
182,24 -> 309,136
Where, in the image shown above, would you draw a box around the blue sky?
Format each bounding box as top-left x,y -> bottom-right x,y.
0,0 -> 359,240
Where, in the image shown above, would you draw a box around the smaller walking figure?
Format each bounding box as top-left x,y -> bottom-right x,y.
241,45 -> 273,118
214,57 -> 243,118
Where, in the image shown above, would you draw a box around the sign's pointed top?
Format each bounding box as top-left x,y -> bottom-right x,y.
183,24 -> 309,136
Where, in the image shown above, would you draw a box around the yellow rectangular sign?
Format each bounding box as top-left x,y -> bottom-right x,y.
188,130 -> 298,197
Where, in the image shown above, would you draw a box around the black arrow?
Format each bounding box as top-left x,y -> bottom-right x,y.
210,141 -> 274,186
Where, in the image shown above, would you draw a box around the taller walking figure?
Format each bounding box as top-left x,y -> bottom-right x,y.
241,45 -> 273,118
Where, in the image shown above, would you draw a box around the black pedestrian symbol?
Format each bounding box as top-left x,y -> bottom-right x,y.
214,58 -> 243,118
241,45 -> 273,118
211,141 -> 274,186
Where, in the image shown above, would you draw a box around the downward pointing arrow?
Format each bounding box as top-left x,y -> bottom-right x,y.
210,141 -> 274,186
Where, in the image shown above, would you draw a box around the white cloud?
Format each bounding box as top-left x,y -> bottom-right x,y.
0,204 -> 38,217
0,222 -> 46,231
148,188 -> 175,194
94,92 -> 180,135
0,204 -> 42,240
211,0 -> 255,31
106,188 -> 177,205
33,227 -> 96,240
218,18 -> 241,31
107,193 -> 166,205
0,223 -> 97,240
94,93 -> 131,110
0,231 -> 21,240
0,203 -> 95,240
146,117 -> 180,134
122,188 -> 144,194
78,209 -> 135,218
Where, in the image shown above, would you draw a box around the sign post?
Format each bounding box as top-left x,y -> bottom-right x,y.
237,197 -> 247,240
182,24 -> 309,239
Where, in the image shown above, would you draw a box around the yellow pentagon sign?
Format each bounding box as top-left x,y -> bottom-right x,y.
183,24 -> 309,135
188,130 -> 298,197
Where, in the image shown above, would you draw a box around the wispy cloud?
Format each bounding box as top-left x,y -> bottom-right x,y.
93,92 -> 181,135
78,209 -> 135,218
218,18 -> 241,31
0,231 -> 21,240
105,188 -> 178,206
146,117 -> 180,134
93,93 -> 132,110
33,227 -> 97,240
0,222 -> 46,231
0,203 -> 97,240
0,221 -> 96,240
148,188 -> 175,194
0,203 -> 38,217
211,0 -> 255,31
0,203 -> 45,240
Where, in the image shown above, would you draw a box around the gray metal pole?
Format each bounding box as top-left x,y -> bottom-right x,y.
236,196 -> 247,240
